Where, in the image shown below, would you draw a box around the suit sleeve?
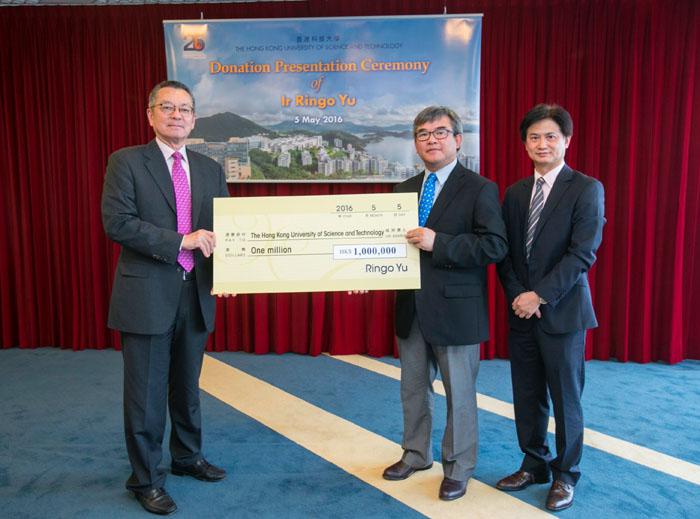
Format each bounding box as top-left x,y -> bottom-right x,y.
533,179 -> 605,306
431,181 -> 508,268
496,189 -> 528,301
216,162 -> 230,198
101,151 -> 181,263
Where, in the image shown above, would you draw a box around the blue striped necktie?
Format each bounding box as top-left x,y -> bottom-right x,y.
418,173 -> 437,227
525,177 -> 546,259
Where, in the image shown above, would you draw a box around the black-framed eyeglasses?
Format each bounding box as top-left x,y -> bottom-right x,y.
415,127 -> 455,141
150,103 -> 194,117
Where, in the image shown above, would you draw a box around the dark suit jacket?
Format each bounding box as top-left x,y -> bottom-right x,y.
101,139 -> 229,335
394,162 -> 508,346
497,165 -> 605,334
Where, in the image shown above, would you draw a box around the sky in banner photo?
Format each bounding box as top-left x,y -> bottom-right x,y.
165,15 -> 481,182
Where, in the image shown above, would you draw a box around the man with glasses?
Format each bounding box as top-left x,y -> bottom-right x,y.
102,80 -> 229,515
383,106 -> 507,500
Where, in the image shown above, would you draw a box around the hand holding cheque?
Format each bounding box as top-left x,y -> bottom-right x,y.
212,193 -> 421,294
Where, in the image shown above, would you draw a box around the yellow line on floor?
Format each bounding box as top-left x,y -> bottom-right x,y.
330,354 -> 700,486
200,355 -> 550,519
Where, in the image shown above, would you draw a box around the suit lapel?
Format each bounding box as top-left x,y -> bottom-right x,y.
518,176 -> 535,241
189,151 -> 204,228
143,140 -> 176,214
407,171 -> 424,196
531,165 -> 574,243
425,163 -> 467,227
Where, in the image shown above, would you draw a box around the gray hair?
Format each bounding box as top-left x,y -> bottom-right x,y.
148,80 -> 195,111
413,106 -> 463,136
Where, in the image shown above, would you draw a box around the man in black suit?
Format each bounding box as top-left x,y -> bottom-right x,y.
382,106 -> 507,500
496,104 -> 605,511
102,80 -> 230,515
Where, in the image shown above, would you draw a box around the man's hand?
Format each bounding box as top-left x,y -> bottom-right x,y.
512,291 -> 542,319
211,291 -> 237,298
405,227 -> 436,251
183,229 -> 216,257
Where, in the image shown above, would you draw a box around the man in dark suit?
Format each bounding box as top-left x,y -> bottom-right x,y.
382,106 -> 507,501
496,104 -> 605,511
102,80 -> 230,515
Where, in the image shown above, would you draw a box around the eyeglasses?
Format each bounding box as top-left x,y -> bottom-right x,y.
150,103 -> 194,117
415,127 -> 455,141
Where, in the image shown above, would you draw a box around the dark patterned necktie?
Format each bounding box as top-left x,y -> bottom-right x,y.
525,177 -> 546,259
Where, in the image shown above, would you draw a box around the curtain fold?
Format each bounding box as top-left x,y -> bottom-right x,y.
1,0 -> 698,362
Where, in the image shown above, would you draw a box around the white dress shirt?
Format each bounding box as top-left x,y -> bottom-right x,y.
155,138 -> 191,187
420,158 -> 458,201
530,162 -> 566,206
155,138 -> 191,249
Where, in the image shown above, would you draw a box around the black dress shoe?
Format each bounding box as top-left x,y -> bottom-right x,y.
439,477 -> 467,501
172,458 -> 226,482
134,488 -> 177,515
382,460 -> 433,481
496,469 -> 551,491
546,480 -> 574,511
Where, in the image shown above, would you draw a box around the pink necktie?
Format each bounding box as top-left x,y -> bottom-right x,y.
172,151 -> 194,272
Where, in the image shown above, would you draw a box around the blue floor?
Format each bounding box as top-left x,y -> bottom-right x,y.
1,348 -> 698,518
380,356 -> 700,464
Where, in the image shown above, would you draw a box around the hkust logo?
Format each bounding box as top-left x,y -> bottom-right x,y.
180,24 -> 208,52
184,37 -> 205,51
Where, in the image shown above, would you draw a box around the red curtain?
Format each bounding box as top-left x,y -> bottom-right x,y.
1,0 -> 698,362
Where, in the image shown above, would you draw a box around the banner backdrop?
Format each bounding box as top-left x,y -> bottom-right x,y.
164,15 -> 481,183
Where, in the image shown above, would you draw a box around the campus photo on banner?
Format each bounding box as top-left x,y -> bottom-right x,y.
164,15 -> 482,183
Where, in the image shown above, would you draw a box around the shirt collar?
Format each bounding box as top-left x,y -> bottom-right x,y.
155,137 -> 188,163
426,158 -> 458,187
534,162 -> 565,188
